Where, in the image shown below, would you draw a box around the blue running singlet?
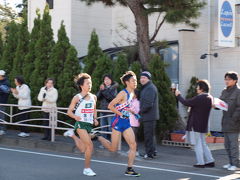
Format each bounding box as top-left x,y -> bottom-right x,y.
111,89 -> 133,132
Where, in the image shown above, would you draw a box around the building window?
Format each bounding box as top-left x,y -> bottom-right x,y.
46,0 -> 53,9
159,44 -> 179,84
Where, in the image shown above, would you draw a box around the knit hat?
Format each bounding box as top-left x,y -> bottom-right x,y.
140,71 -> 151,79
0,70 -> 6,76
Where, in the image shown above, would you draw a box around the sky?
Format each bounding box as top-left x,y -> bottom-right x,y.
0,0 -> 23,12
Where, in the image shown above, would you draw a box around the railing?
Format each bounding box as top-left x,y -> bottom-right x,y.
0,103 -> 115,142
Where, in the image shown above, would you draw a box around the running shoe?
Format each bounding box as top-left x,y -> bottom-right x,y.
18,132 -> 30,137
125,168 -> 141,177
223,164 -> 231,169
63,129 -> 74,137
90,131 -> 101,140
83,168 -> 96,176
227,165 -> 240,171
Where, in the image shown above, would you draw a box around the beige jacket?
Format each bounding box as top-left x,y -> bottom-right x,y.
38,87 -> 58,112
12,84 -> 32,110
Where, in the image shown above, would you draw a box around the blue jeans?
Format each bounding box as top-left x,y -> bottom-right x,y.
100,112 -> 112,139
0,106 -> 6,131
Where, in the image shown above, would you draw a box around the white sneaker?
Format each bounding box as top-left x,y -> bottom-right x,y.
63,129 -> 74,137
228,165 -> 240,171
83,168 -> 96,176
0,130 -> 5,135
223,164 -> 231,169
18,132 -> 30,137
136,151 -> 140,157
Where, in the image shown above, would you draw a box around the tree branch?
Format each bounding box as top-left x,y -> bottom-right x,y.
150,15 -> 166,43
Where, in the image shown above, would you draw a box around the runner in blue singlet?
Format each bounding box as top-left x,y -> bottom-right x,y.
94,71 -> 140,177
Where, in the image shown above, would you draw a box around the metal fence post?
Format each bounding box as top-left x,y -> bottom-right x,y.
10,106 -> 13,123
118,134 -> 122,151
50,108 -> 56,142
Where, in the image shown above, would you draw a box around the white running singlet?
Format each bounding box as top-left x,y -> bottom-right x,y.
74,93 -> 95,124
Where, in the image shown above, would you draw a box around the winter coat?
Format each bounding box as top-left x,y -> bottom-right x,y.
12,84 -> 32,110
0,77 -> 10,104
139,81 -> 159,121
177,93 -> 212,133
220,85 -> 240,132
38,87 -> 58,112
96,82 -> 118,110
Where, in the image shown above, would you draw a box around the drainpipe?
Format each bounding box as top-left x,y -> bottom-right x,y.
207,0 -> 211,83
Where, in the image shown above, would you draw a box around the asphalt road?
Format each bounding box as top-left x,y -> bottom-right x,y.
0,146 -> 239,180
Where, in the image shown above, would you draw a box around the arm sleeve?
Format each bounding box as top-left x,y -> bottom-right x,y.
12,92 -> 19,99
176,95 -> 198,107
232,92 -> 240,122
101,88 -> 117,102
45,89 -> 58,103
96,90 -> 103,100
37,88 -> 45,102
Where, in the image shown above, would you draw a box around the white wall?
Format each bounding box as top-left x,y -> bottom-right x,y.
71,1 -> 112,56
28,0 -> 72,41
28,0 -> 113,57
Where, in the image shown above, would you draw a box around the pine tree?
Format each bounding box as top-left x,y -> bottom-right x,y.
59,45 -> 81,107
149,55 -> 178,141
30,5 -> 54,105
0,32 -> 3,59
112,53 -> 128,90
91,54 -> 113,93
10,12 -> 29,82
23,11 -> 41,84
0,21 -> 19,75
186,76 -> 199,99
48,21 -> 70,89
83,30 -> 103,74
129,61 -> 142,80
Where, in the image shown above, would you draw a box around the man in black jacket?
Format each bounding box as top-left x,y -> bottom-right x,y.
0,70 -> 10,135
139,71 -> 159,159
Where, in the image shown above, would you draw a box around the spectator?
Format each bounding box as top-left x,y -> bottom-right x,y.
139,71 -> 159,159
96,74 -> 118,139
11,76 -> 32,137
129,89 -> 140,156
38,78 -> 58,141
219,71 -> 240,171
175,80 -> 215,168
0,70 -> 10,135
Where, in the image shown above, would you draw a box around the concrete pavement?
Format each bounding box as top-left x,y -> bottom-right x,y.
0,130 -> 239,180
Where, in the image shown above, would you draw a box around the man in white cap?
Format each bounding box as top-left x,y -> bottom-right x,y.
0,70 -> 10,135
139,71 -> 159,159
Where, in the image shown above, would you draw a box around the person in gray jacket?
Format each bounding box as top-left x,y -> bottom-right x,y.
219,71 -> 240,171
139,71 -> 159,159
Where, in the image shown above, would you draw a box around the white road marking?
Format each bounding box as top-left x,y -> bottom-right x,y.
0,146 -> 221,178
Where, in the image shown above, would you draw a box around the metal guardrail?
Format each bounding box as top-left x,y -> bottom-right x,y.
0,103 -> 115,142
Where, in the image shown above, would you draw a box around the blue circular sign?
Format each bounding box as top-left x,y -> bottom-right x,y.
220,1 -> 233,37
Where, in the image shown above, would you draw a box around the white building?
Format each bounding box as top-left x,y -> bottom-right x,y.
28,0 -> 240,131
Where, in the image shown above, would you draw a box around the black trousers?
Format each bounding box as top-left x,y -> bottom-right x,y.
42,112 -> 50,139
143,121 -> 156,156
18,109 -> 30,133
